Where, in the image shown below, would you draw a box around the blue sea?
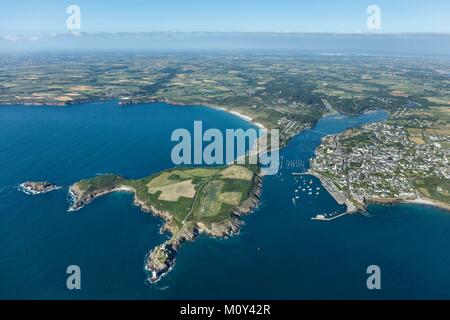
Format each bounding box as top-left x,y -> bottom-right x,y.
1,101 -> 449,299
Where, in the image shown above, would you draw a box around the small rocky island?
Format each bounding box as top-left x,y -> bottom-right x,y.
68,164 -> 262,283
19,181 -> 61,195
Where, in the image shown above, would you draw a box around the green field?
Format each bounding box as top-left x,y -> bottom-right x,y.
73,164 -> 258,230
415,177 -> 450,204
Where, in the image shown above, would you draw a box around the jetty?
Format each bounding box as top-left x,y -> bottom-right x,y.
311,212 -> 348,221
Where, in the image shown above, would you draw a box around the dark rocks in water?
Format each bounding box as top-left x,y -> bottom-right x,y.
20,181 -> 60,195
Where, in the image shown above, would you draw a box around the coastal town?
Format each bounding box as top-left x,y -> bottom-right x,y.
310,107 -> 450,210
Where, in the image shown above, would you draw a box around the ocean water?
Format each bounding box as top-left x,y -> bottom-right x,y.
0,102 -> 449,299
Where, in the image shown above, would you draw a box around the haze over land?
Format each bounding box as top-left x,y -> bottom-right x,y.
1,32 -> 450,57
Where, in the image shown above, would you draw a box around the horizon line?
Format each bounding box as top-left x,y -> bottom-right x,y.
2,31 -> 450,37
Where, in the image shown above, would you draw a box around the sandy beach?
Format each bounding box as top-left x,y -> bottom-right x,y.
404,196 -> 450,212
226,110 -> 266,129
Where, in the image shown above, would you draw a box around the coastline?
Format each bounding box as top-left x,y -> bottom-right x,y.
1,98 -> 268,129
227,110 -> 266,129
68,171 -> 263,283
119,97 -> 268,130
53,96 -> 269,284
308,170 -> 450,214
306,170 -> 358,214
19,183 -> 62,195
0,98 -> 111,108
406,196 -> 450,211
165,99 -> 267,130
4,98 -> 274,172
306,108 -> 450,216
366,195 -> 450,212
17,99 -> 446,216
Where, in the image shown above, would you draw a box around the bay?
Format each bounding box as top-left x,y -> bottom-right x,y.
0,102 -> 448,299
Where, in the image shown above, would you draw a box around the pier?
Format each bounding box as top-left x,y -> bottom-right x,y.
311,212 -> 348,221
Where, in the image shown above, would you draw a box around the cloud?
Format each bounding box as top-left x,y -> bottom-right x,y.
3,34 -> 19,42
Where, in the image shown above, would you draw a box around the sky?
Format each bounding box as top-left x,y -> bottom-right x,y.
0,0 -> 450,35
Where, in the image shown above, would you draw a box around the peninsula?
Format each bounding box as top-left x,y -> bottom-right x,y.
68,164 -> 262,282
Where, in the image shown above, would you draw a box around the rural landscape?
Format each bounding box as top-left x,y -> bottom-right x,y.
1,0 -> 450,304
1,54 -> 449,145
